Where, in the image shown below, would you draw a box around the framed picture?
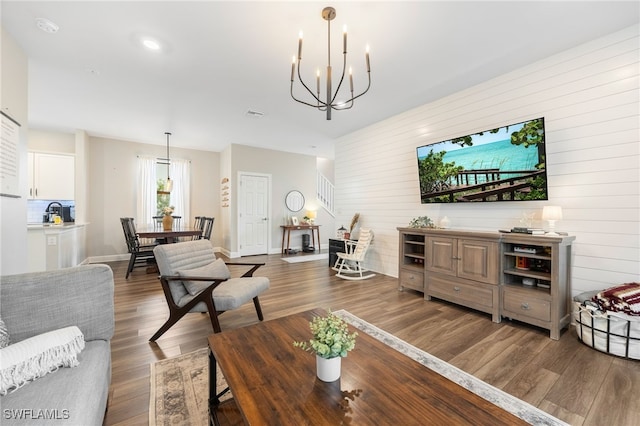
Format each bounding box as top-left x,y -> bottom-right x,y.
291,216 -> 299,226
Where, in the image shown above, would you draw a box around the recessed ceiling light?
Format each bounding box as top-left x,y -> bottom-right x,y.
35,18 -> 59,34
142,38 -> 161,51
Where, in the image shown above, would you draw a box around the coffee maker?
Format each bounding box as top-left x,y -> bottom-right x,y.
43,202 -> 63,223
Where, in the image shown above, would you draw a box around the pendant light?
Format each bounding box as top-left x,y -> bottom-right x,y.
157,132 -> 173,192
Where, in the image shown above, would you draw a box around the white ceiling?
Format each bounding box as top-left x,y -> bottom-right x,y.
2,1 -> 638,159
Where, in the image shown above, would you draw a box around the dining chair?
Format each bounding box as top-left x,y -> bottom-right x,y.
152,216 -> 163,230
183,216 -> 202,241
120,217 -> 157,279
201,217 -> 214,240
172,215 -> 182,228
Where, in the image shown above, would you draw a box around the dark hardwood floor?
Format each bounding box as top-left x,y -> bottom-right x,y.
103,252 -> 639,426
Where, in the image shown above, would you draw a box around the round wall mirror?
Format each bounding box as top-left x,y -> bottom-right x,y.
285,190 -> 305,212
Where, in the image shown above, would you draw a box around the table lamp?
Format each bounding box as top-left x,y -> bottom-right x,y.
542,206 -> 562,236
306,210 -> 317,224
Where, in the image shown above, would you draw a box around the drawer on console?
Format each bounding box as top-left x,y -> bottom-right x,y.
399,268 -> 424,292
428,275 -> 493,309
502,288 -> 550,322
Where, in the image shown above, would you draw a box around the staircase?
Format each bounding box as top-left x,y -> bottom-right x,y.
316,172 -> 335,217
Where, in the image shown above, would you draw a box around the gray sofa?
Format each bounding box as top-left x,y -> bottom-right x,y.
0,265 -> 114,425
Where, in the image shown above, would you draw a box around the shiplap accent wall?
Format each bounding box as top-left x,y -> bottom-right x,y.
334,24 -> 639,297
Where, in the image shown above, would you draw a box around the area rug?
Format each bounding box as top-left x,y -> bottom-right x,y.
150,310 -> 567,426
281,253 -> 328,263
150,347 -> 229,426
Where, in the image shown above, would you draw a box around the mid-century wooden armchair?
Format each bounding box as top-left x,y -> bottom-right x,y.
150,239 -> 269,341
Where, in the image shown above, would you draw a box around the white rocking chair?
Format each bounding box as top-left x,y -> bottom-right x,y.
332,228 -> 375,280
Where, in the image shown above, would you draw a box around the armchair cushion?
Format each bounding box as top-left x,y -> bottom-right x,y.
177,259 -> 231,296
213,277 -> 270,310
177,277 -> 270,311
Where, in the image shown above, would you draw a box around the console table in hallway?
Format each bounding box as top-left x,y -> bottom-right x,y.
280,224 -> 320,254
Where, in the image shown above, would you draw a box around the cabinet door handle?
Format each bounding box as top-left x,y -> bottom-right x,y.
521,303 -> 530,310
453,286 -> 461,292
30,188 -> 32,196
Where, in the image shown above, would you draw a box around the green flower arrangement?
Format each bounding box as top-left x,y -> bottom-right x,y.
408,216 -> 434,228
293,311 -> 358,359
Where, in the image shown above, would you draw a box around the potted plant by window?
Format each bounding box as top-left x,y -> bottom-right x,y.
293,311 -> 358,382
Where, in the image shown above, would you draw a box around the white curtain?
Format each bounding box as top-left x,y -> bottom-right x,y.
136,156 -> 157,228
169,159 -> 190,226
137,156 -> 190,229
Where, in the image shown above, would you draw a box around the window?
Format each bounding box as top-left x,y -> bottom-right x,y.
137,156 -> 190,227
156,163 -> 171,215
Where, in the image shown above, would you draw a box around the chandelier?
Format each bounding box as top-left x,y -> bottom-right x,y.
290,6 -> 371,120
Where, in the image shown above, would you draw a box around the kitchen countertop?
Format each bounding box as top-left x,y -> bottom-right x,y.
27,222 -> 86,230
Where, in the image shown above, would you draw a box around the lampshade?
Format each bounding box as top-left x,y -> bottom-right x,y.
542,206 -> 563,221
306,210 -> 317,220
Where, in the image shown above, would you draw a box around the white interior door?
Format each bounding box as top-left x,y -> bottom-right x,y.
238,173 -> 270,256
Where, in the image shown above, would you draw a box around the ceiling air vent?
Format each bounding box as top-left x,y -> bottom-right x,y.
245,110 -> 265,118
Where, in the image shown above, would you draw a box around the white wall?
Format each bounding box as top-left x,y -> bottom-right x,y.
28,129 -> 75,153
0,27 -> 28,275
85,136 -> 220,260
334,24 -> 639,297
228,143 -> 333,256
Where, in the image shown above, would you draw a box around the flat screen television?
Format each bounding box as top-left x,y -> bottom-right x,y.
416,117 -> 548,203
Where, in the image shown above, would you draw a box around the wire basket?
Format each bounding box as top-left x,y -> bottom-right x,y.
573,300 -> 640,360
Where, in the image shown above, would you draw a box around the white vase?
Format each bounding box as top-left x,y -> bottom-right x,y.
316,355 -> 341,382
440,216 -> 451,229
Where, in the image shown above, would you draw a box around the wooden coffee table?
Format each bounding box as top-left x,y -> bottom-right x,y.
207,309 -> 528,425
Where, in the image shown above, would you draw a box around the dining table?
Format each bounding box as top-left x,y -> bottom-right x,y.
136,226 -> 202,244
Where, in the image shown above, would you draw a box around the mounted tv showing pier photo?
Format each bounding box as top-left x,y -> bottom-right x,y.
416,117 -> 548,203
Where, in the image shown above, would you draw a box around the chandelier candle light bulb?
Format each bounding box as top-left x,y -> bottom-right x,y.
343,25 -> 347,52
366,45 -> 370,72
298,31 -> 303,59
349,67 -> 353,92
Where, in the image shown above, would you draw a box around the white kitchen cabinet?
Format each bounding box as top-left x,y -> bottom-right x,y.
28,152 -> 75,200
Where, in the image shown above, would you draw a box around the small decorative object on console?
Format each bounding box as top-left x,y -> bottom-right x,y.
439,216 -> 451,229
349,213 -> 360,235
511,227 -> 544,235
408,216 -> 434,228
513,245 -> 542,254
